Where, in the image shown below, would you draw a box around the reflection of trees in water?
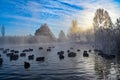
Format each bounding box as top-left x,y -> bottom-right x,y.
94,54 -> 117,79
116,55 -> 120,79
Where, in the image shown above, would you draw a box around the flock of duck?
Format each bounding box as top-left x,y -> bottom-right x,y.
94,49 -> 116,59
0,46 -> 116,69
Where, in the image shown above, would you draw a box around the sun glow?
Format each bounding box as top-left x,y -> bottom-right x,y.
69,19 -> 93,34
79,25 -> 93,32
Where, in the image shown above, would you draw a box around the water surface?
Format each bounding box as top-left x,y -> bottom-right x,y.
0,43 -> 119,80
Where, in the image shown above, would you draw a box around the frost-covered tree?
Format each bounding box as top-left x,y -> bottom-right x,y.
115,18 -> 120,33
93,8 -> 116,54
93,8 -> 113,31
58,30 -> 66,42
85,29 -> 94,43
35,23 -> 56,41
114,18 -> 120,51
68,19 -> 81,42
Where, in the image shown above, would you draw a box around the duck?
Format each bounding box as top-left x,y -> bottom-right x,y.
10,50 -> 15,53
29,48 -> 33,52
10,54 -> 19,61
68,52 -> 76,57
39,47 -> 43,50
83,51 -> 89,57
14,50 -> 19,53
47,48 -> 51,52
0,58 -> 3,63
20,53 -> 26,57
59,54 -> 64,60
88,49 -> 91,52
67,50 -> 70,53
36,57 -> 45,61
77,49 -> 80,52
6,53 -> 13,57
24,62 -> 30,69
57,51 -> 64,55
22,49 -> 29,52
70,47 -> 73,50
28,55 -> 34,60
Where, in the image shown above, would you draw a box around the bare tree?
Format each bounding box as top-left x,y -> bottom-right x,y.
1,25 -> 5,37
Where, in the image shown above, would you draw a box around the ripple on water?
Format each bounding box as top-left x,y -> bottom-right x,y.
0,43 -> 119,80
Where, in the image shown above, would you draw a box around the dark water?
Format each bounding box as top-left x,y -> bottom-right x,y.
0,43 -> 119,80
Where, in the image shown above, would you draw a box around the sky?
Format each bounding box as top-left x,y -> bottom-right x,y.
0,0 -> 120,37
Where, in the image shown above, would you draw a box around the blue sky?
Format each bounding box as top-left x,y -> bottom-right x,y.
0,0 -> 120,37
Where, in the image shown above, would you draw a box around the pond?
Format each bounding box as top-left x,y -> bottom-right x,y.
0,43 -> 119,80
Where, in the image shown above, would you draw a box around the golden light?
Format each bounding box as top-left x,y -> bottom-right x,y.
69,19 -> 94,34
79,25 -> 93,32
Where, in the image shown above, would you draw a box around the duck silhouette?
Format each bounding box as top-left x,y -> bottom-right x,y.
24,62 -> 30,69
